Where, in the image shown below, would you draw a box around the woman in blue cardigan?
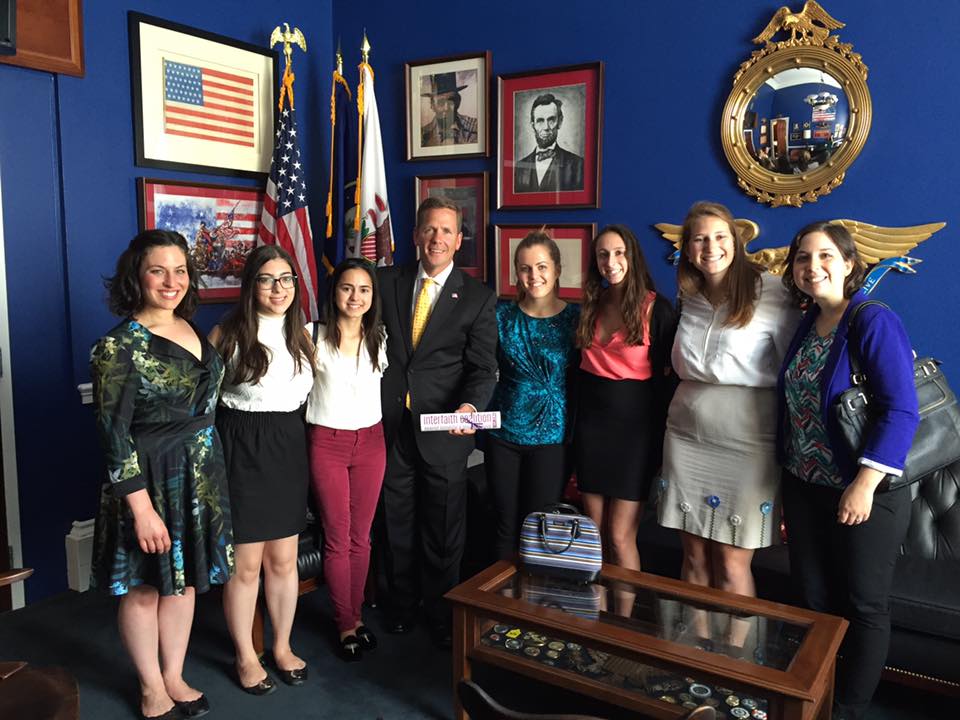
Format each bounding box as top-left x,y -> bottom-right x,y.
777,221 -> 919,720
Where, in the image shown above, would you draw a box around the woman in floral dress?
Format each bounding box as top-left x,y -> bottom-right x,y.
91,229 -> 234,720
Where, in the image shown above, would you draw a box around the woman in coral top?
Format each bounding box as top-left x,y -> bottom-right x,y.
573,225 -> 677,572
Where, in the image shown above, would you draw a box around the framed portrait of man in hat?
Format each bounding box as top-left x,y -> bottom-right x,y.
405,51 -> 490,160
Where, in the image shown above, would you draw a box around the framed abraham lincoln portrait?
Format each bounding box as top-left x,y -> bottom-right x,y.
405,51 -> 491,160
498,62 -> 604,209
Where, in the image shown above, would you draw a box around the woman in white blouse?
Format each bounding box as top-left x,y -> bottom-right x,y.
657,202 -> 799,602
305,258 -> 388,662
211,245 -> 315,694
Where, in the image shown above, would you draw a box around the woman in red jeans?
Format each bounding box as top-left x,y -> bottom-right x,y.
306,258 -> 388,661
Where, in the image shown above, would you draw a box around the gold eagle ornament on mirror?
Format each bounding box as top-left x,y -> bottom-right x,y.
654,220 -> 946,283
752,1 -> 845,45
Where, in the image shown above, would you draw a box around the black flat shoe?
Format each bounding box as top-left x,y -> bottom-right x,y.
277,665 -> 307,686
238,671 -> 277,696
142,706 -> 184,720
355,625 -> 378,651
339,634 -> 362,662
175,694 -> 209,718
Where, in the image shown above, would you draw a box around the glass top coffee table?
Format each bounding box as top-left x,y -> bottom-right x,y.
446,561 -> 847,720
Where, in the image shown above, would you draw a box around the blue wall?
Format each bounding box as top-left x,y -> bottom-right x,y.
0,1 -> 332,600
1,0 -> 957,600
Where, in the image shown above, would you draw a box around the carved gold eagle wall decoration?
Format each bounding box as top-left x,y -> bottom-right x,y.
654,220 -> 946,294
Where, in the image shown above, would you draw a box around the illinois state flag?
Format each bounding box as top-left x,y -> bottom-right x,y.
259,103 -> 320,321
350,62 -> 393,265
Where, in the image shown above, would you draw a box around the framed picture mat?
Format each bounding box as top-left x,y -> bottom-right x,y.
129,11 -> 277,178
405,51 -> 491,161
497,62 -> 604,209
494,223 -> 595,301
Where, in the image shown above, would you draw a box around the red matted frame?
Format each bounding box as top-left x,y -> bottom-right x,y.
494,223 -> 594,301
498,62 -> 603,209
137,177 -> 264,303
415,172 -> 488,280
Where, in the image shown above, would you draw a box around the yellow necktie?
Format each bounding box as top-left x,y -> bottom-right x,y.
407,278 -> 434,409
411,277 -> 434,348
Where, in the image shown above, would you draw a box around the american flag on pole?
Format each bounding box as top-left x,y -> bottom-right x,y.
163,59 -> 256,148
259,101 -> 320,321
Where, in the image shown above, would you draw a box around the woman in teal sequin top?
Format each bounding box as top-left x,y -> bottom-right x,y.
486,231 -> 580,559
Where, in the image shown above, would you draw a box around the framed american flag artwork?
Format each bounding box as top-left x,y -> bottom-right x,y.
137,178 -> 264,302
129,12 -> 277,178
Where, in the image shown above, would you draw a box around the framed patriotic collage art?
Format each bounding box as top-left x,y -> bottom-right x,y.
129,12 -> 277,178
137,178 -> 264,302
494,223 -> 594,301
415,173 -> 488,280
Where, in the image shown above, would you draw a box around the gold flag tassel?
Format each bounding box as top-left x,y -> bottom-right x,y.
326,41 -> 352,244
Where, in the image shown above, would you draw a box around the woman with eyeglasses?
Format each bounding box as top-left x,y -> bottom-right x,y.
210,245 -> 315,694
305,258 -> 387,661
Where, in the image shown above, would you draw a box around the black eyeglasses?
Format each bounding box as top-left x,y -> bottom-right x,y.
255,274 -> 297,290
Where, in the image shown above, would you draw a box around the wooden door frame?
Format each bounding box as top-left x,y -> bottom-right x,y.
0,165 -> 24,609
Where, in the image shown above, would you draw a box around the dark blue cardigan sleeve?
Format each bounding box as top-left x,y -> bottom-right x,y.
851,303 -> 920,474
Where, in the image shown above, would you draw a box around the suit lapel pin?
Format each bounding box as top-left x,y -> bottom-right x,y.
451,292 -> 459,299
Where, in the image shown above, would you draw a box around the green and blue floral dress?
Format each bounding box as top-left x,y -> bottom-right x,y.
90,320 -> 235,596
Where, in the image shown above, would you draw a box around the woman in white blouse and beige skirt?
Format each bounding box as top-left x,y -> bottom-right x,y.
658,202 -> 799,603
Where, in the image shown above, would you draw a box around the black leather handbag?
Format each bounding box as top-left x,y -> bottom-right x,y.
833,301 -> 960,492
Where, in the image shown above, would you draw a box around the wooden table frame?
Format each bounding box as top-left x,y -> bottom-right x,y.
446,561 -> 848,720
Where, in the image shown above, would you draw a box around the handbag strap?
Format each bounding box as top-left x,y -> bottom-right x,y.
844,300 -> 889,385
541,502 -> 583,516
537,514 -> 581,554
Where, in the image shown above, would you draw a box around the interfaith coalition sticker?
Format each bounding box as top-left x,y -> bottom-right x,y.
419,411 -> 501,432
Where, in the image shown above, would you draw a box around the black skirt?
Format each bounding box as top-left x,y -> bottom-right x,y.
216,405 -> 309,543
573,369 -> 656,501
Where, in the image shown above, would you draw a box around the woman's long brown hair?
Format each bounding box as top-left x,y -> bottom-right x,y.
576,224 -> 656,349
676,201 -> 762,328
215,244 -> 316,384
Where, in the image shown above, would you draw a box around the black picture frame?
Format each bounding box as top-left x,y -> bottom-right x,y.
128,12 -> 278,178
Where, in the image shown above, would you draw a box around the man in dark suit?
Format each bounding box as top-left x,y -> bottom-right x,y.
514,93 -> 584,193
378,197 -> 497,647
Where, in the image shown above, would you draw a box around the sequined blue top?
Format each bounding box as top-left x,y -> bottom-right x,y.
489,302 -> 580,445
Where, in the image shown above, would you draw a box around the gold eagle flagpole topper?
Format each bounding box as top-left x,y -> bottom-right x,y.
270,22 -> 307,111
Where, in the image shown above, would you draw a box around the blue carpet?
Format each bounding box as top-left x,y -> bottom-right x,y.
0,583 -> 947,719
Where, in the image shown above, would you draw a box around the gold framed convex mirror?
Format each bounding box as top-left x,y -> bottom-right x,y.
721,1 -> 871,207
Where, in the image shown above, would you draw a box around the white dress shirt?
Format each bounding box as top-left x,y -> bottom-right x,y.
672,272 -> 799,388
534,142 -> 557,185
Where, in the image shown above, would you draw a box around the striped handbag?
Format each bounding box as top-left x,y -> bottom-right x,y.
518,503 -> 602,582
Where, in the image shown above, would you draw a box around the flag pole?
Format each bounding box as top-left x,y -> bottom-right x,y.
353,32 -> 371,234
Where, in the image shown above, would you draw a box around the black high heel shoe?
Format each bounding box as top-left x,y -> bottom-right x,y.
355,625 -> 378,651
339,634 -> 362,662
